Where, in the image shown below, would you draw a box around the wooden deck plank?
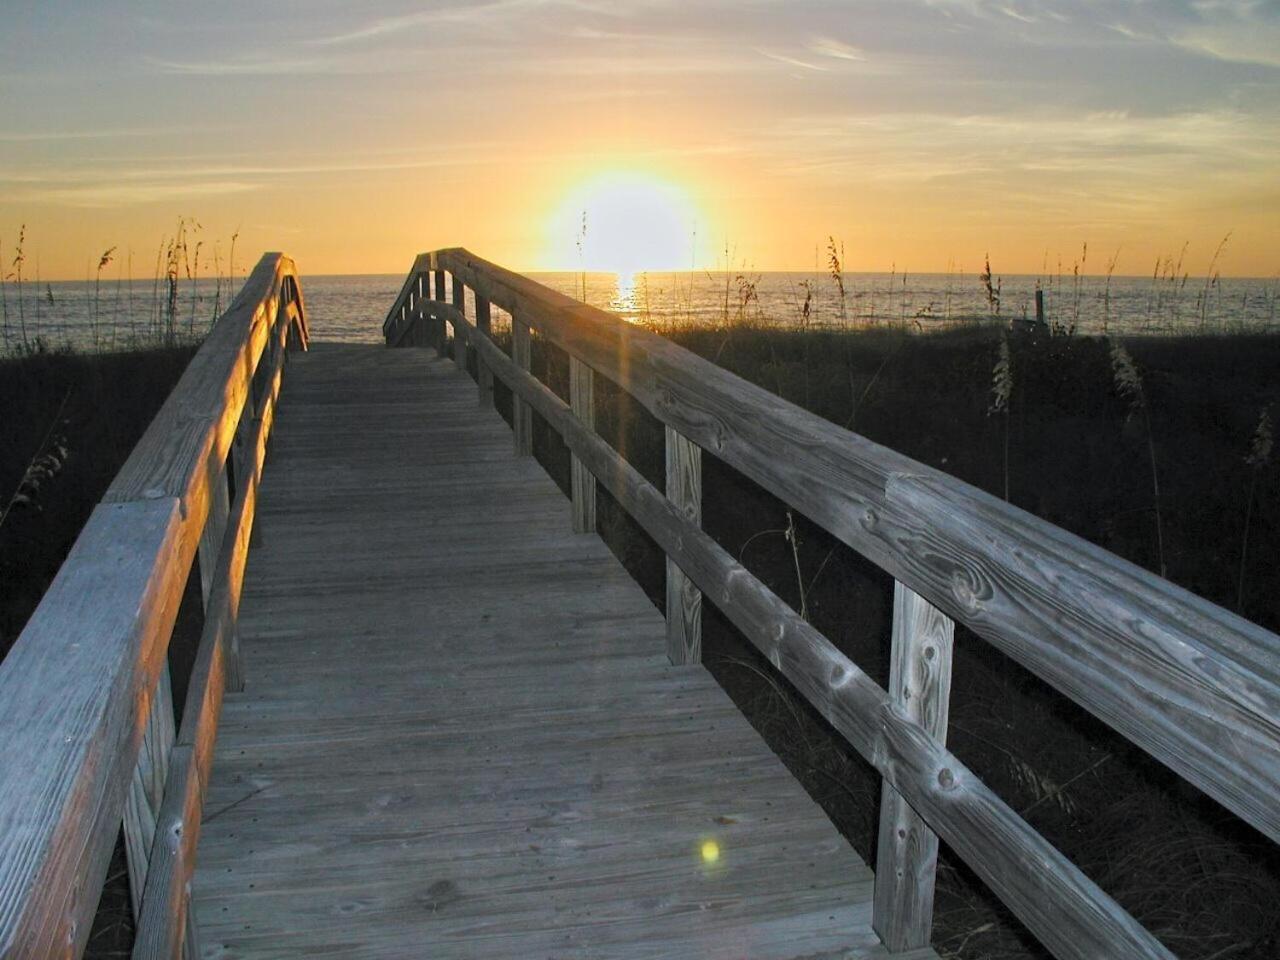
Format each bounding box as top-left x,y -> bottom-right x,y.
194,342 -> 929,960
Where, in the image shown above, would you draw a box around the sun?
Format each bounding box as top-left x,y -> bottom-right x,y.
546,171 -> 699,276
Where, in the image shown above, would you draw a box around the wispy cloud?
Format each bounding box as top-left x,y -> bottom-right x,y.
1106,22 -> 1156,42
997,4 -> 1036,24
0,125 -> 218,143
503,50 -> 758,77
759,108 -> 1280,209
757,49 -> 827,72
0,154 -> 512,189
1172,21 -> 1280,68
307,8 -> 454,45
12,181 -> 260,209
568,25 -> 674,42
808,38 -> 864,62
921,0 -> 1280,67
145,55 -> 335,76
305,0 -> 598,46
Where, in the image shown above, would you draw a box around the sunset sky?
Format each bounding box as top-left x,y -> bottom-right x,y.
2,0 -> 1278,278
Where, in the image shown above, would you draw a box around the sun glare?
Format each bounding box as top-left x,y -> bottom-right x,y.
547,171 -> 699,277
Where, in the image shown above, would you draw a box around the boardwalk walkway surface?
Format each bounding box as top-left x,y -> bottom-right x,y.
193,342 -> 934,960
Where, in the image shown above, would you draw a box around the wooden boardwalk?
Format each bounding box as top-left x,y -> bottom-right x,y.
6,252 -> 1272,959
192,342 -> 930,960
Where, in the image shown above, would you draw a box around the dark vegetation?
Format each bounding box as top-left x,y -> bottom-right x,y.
1,343 -> 198,658
486,321 -> 1280,960
4,322 -> 1278,958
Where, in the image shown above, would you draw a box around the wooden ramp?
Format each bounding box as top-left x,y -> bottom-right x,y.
194,342 -> 929,960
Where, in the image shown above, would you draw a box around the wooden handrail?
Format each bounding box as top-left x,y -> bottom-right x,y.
0,254 -> 307,958
386,249 -> 1280,836
386,250 -> 1280,960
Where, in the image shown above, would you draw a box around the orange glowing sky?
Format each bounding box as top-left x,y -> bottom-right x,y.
2,2 -> 1279,279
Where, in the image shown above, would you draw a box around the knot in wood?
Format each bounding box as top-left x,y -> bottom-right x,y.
937,767 -> 956,790
949,568 -> 986,614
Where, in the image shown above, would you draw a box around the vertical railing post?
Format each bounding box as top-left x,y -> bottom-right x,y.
512,315 -> 533,456
416,275 -> 432,348
569,356 -> 596,533
198,468 -> 231,607
873,581 -> 955,950
451,276 -> 467,373
664,427 -> 702,664
475,295 -> 493,408
183,886 -> 201,959
433,268 -> 448,358
225,360 -> 257,692
123,663 -> 175,922
404,278 -> 417,347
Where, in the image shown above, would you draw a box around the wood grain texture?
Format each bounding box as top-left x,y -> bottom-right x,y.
569,356 -> 596,534
873,583 -> 954,950
199,463 -> 231,609
0,499 -> 189,957
132,744 -> 203,960
664,426 -> 702,666
427,248 -> 1280,846
466,327 -> 1177,959
124,662 -> 176,920
230,367 -> 259,559
194,343 -> 907,960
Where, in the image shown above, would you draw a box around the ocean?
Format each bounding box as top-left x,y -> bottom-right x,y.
3,270 -> 1277,353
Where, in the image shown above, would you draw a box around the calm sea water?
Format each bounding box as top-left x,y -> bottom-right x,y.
3,270 -> 1277,353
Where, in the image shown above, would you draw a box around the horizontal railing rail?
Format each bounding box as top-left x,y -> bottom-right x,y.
385,248 -> 1280,960
0,253 -> 307,958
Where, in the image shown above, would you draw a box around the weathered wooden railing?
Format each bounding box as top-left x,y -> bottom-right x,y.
385,249 -> 1280,960
0,254 -> 307,958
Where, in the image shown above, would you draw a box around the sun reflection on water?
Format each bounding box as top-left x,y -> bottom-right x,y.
610,271 -> 639,315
